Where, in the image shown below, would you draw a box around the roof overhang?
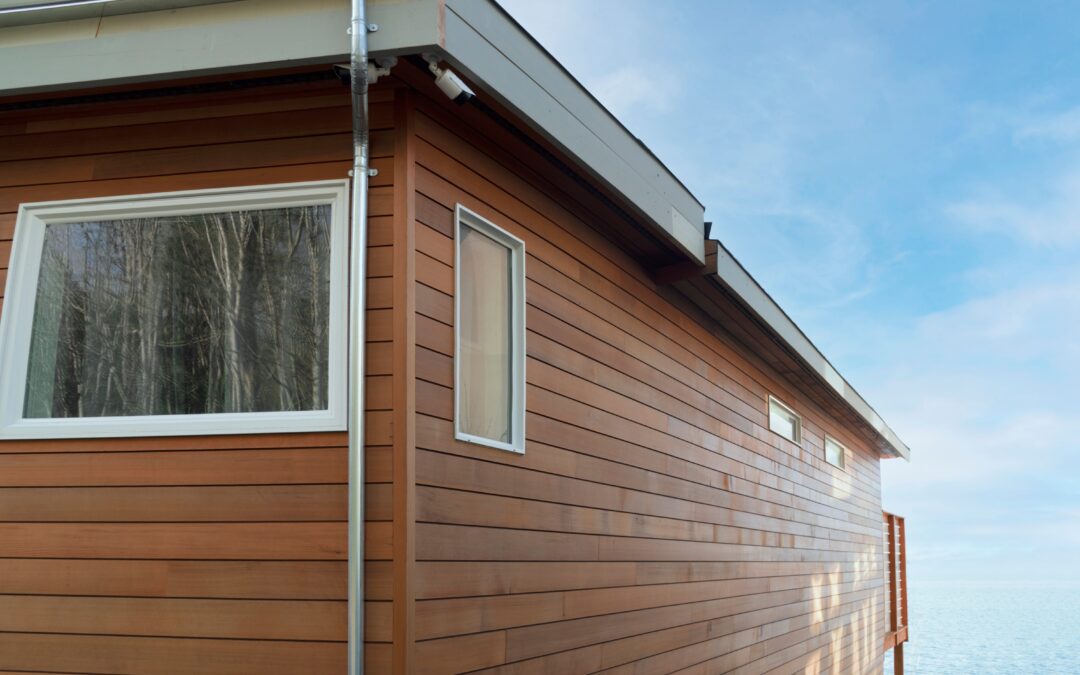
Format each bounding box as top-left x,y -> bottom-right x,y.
674,240 -> 910,461
0,0 -> 907,459
713,243 -> 910,459
0,0 -> 707,263
0,0 -> 349,87
406,0 -> 708,264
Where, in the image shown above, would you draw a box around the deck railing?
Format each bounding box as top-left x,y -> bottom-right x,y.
883,511 -> 909,673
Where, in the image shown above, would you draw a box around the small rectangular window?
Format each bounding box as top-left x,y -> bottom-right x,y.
454,204 -> 525,454
0,181 -> 349,438
768,395 -> 801,443
824,435 -> 847,470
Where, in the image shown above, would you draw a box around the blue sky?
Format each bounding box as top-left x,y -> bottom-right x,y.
501,0 -> 1080,586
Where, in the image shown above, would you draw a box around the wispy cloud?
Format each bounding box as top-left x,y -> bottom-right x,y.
498,0 -> 681,120
875,272 -> 1080,581
587,65 -> 679,117
947,169 -> 1080,246
501,0 -> 1080,587
1014,106 -> 1080,144
916,276 -> 1080,361
499,0 -> 897,319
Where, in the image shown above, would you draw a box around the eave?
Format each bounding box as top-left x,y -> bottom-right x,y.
0,0 -> 908,460
0,0 -> 707,265
667,237 -> 911,461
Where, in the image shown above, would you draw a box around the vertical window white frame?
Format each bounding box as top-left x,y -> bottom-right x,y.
454,204 -> 526,454
767,395 -> 802,444
0,180 -> 350,439
824,435 -> 847,470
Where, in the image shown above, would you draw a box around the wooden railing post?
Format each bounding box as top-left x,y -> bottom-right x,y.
883,511 -> 908,675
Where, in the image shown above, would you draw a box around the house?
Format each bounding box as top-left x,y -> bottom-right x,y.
0,0 -> 910,673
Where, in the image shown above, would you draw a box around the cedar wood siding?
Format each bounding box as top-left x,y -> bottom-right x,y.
0,68 -> 888,674
0,75 -> 402,673
403,76 -> 888,673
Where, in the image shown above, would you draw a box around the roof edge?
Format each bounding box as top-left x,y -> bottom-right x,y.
711,241 -> 910,461
0,0 -> 707,265
0,0 -> 352,94
0,0 -> 907,460
403,0 -> 708,264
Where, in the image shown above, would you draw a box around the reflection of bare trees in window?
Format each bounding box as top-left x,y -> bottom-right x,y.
23,205 -> 331,418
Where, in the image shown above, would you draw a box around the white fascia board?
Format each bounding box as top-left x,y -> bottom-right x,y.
367,0 -> 443,56
712,242 -> 911,461
0,0 -> 351,95
435,0 -> 707,264
0,1 -> 232,28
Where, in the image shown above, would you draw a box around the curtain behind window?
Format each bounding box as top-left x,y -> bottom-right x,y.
458,224 -> 512,443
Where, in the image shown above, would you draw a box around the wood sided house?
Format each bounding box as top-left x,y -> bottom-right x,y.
0,1 -> 911,673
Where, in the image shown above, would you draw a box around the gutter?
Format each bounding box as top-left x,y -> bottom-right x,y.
347,0 -> 370,672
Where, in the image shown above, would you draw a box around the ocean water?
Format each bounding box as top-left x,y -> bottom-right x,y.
883,585 -> 1080,674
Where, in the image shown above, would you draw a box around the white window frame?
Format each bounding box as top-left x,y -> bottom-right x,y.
824,434 -> 847,470
0,180 -> 350,439
453,204 -> 526,454
767,394 -> 802,444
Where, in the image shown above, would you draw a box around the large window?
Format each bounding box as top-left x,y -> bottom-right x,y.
768,394 -> 802,444
0,181 -> 349,438
454,204 -> 525,454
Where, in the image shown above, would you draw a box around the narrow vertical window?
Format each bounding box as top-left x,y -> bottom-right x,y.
825,435 -> 847,470
454,205 -> 525,453
768,395 -> 801,443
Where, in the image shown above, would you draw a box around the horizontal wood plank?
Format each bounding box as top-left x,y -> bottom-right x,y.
0,522 -> 346,559
0,485 -> 348,522
0,106 -> 354,161
0,595 -> 345,641
0,447 -> 346,485
0,633 -> 345,675
0,559 -> 347,599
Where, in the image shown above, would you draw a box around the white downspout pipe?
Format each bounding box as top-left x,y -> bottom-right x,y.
347,0 -> 370,673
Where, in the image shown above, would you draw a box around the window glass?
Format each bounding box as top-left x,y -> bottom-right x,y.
457,222 -> 513,443
825,436 -> 846,469
768,396 -> 801,443
454,205 -> 524,453
23,205 -> 331,418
